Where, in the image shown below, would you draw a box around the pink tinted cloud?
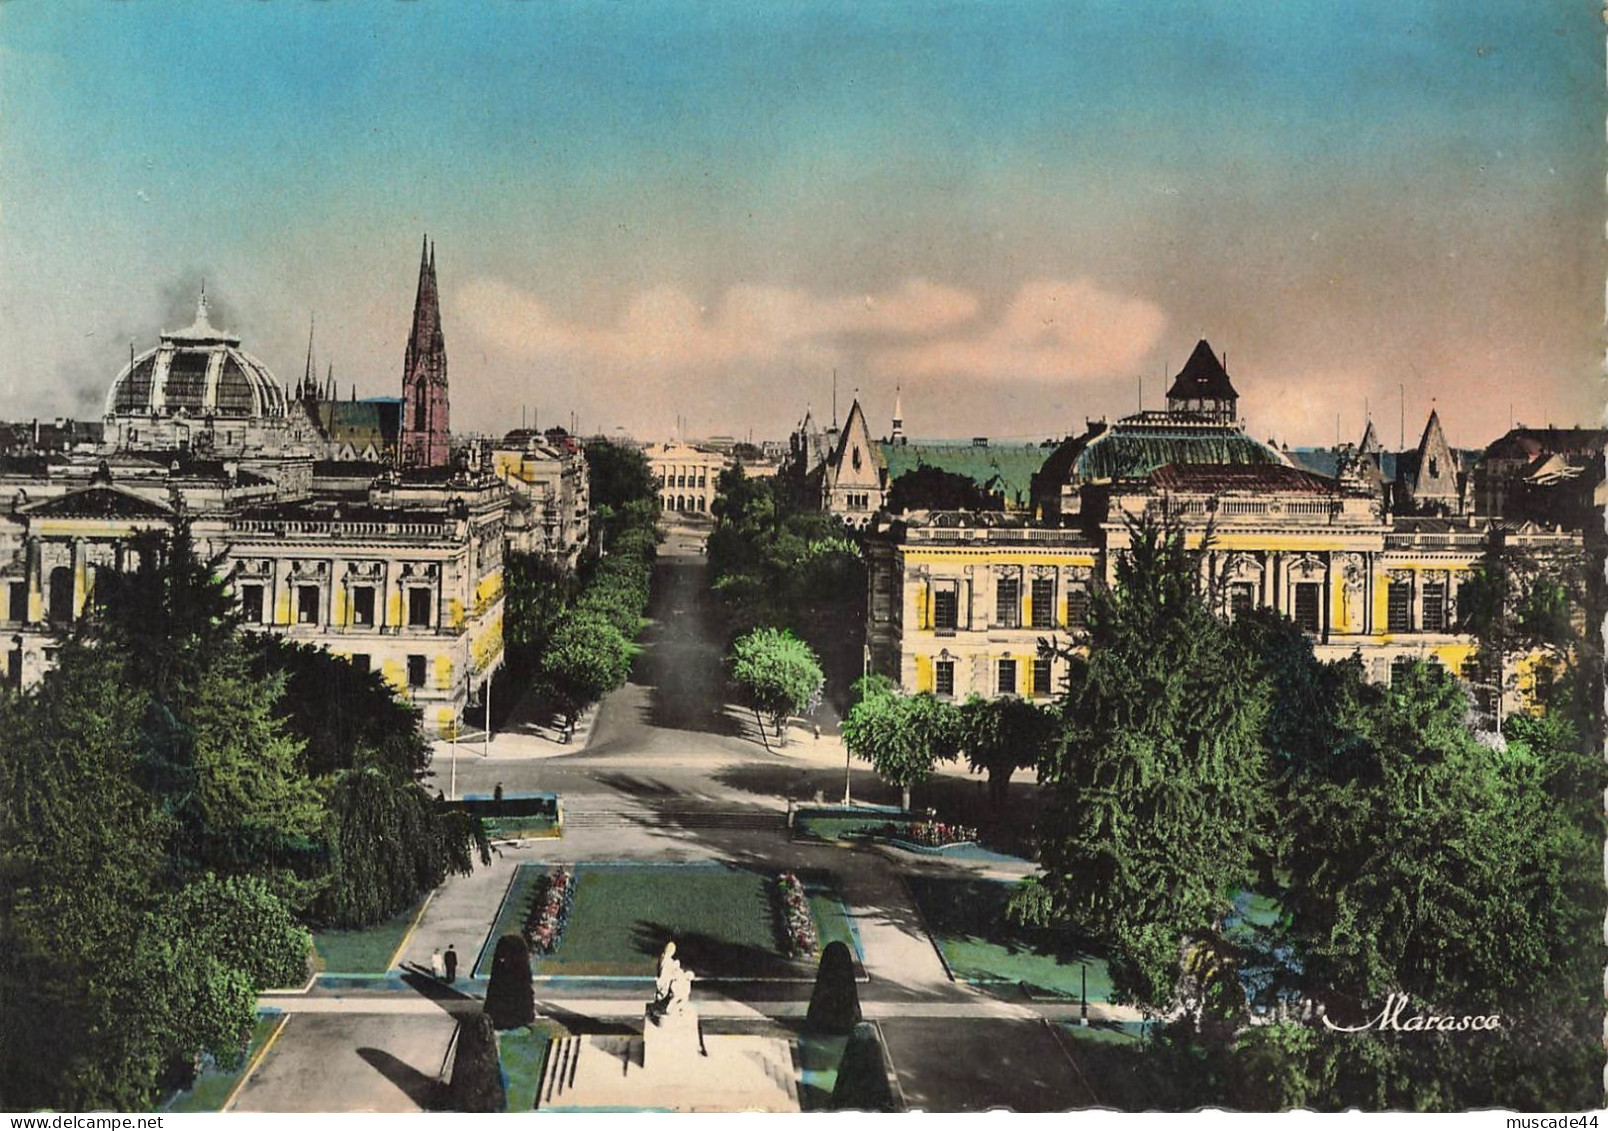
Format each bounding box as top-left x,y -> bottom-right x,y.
456,276 -> 979,371
873,278 -> 1167,383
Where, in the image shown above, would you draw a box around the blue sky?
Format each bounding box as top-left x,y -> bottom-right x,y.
1,1 -> 1600,446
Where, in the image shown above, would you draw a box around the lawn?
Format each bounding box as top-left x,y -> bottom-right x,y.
905,875 -> 1110,1001
481,862 -> 859,981
160,1014 -> 283,1113
484,814 -> 560,839
498,1021 -> 568,1112
312,895 -> 428,975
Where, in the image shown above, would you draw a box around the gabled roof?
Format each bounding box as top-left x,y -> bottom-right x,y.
1165,339 -> 1238,402
826,399 -> 886,482
1358,420 -> 1382,455
23,485 -> 173,520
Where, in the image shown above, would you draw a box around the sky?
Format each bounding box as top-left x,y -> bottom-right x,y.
0,1 -> 1602,449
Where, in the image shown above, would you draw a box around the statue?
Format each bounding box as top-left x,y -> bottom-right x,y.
652,941 -> 696,1017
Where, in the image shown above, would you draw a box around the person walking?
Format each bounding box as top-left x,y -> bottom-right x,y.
444,944 -> 458,983
430,948 -> 445,980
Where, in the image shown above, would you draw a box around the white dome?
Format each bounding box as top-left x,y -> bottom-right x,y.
106,293 -> 288,420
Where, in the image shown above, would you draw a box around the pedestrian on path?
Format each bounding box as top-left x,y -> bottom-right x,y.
430,948 -> 445,980
444,944 -> 458,983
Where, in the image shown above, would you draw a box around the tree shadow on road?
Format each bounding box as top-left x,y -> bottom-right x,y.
355,1047 -> 443,1111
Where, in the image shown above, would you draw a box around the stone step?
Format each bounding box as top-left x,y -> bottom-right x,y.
562,809 -> 785,830
539,1035 -> 582,1107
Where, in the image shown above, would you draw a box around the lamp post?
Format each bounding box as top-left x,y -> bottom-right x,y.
1080,961 -> 1089,1026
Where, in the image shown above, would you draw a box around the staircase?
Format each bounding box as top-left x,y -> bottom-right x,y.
561,806 -> 786,832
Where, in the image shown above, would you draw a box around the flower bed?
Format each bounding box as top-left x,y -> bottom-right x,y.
901,820 -> 978,848
523,866 -> 575,955
776,871 -> 818,958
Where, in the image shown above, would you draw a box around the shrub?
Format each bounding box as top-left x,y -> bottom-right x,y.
806,941 -> 861,1034
484,934 -> 535,1030
447,1013 -> 505,1113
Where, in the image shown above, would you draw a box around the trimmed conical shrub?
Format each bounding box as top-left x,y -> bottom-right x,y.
806,940 -> 861,1034
485,933 -> 536,1030
448,1013 -> 506,1113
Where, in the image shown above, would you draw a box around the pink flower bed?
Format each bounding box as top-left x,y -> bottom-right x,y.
776,872 -> 818,958
523,865 -> 575,955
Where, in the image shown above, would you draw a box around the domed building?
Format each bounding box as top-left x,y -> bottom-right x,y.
104,291 -> 318,457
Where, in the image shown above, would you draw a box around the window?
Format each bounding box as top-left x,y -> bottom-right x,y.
872,570 -> 893,621
408,588 -> 432,627
996,658 -> 1017,695
48,566 -> 73,623
407,654 -> 427,688
1066,589 -> 1089,628
1428,457 -> 1439,478
1229,583 -> 1255,619
1031,578 -> 1055,629
1293,583 -> 1322,635
1387,582 -> 1412,633
351,586 -> 376,627
935,659 -> 955,697
8,581 -> 26,622
297,585 -> 320,625
240,583 -> 265,624
351,653 -> 371,674
995,576 -> 1020,629
1421,582 -> 1446,633
1390,656 -> 1417,685
1032,657 -> 1052,696
1462,657 -> 1499,728
932,586 -> 959,633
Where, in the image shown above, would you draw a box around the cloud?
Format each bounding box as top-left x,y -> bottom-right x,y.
873,278 -> 1166,382
456,276 -> 979,371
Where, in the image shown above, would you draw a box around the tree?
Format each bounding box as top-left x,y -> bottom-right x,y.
727,627 -> 824,748
585,439 -> 658,531
252,637 -> 433,779
1021,518 -> 1275,1011
311,768 -> 486,928
164,873 -> 312,992
959,695 -> 1056,811
542,611 -> 633,740
885,463 -> 1003,512
840,686 -> 962,810
485,934 -> 536,1030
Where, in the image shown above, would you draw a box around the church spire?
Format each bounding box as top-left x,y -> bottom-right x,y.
399,235 -> 451,469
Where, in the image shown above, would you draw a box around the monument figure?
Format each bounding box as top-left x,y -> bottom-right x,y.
652,940 -> 696,1017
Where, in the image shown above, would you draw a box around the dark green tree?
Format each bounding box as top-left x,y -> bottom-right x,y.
958,694 -> 1056,811
885,463 -> 1003,512
542,610 -> 633,740
1020,518 -> 1275,1011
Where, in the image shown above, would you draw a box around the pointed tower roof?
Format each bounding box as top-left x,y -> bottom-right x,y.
408,233 -> 443,361
1359,418 -> 1382,455
1165,339 -> 1238,402
1416,408 -> 1446,454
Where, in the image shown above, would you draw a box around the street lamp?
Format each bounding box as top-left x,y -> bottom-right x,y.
1080,961 -> 1089,1027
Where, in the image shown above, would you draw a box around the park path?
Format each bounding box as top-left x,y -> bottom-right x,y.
401,524 -> 1036,1004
